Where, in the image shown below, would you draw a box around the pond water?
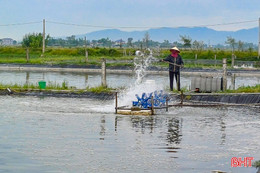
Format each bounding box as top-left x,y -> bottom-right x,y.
0,70 -> 259,90
0,96 -> 259,173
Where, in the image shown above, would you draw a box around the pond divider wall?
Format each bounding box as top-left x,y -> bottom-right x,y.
181,93 -> 260,104
1,88 -> 260,104
1,64 -> 260,77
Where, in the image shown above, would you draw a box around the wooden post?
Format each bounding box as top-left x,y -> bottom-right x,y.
166,97 -> 168,112
151,96 -> 154,115
115,92 -> 118,114
85,36 -> 88,63
26,71 -> 30,85
222,58 -> 227,91
101,58 -> 107,87
85,51 -> 88,63
214,54 -> 217,68
195,53 -> 198,66
26,48 -> 29,63
42,19 -> 45,54
231,73 -> 236,90
180,90 -> 184,105
231,53 -> 235,68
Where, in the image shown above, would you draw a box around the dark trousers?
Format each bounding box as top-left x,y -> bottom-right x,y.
169,71 -> 180,91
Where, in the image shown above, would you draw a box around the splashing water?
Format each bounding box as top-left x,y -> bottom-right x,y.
118,49 -> 164,107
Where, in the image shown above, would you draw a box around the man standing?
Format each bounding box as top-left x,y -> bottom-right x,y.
161,47 -> 184,91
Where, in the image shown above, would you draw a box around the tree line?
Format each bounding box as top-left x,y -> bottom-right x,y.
21,32 -> 258,53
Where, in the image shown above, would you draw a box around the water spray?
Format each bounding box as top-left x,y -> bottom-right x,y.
118,49 -> 164,107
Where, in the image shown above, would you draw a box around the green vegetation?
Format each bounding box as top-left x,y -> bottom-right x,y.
0,81 -> 71,90
86,86 -> 114,93
0,81 -> 116,93
253,160 -> 260,169
0,46 -> 259,68
221,84 -> 260,93
0,81 -> 259,94
22,33 -> 49,49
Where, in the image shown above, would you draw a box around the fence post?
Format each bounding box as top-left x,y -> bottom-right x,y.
231,54 -> 235,68
166,97 -> 168,112
115,92 -> 118,114
84,36 -> 88,63
85,50 -> 88,63
151,96 -> 154,115
180,90 -> 184,105
26,48 -> 29,63
101,58 -> 107,87
222,58 -> 227,91
26,71 -> 30,85
214,54 -> 217,68
195,53 -> 198,66
231,73 -> 236,90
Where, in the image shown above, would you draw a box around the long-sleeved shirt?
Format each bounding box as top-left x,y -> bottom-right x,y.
163,54 -> 184,72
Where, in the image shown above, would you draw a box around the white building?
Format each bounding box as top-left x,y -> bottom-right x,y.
0,38 -> 15,45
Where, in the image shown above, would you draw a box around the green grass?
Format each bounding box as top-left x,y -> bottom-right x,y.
0,46 -> 259,68
0,81 -> 72,90
0,81 -> 116,93
1,81 -> 260,94
253,160 -> 260,168
85,86 -> 114,93
0,53 -> 135,66
221,84 -> 260,93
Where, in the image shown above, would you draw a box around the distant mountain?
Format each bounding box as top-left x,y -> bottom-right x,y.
76,27 -> 258,45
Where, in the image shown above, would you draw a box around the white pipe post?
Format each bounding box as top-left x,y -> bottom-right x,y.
222,58 -> 227,91
231,54 -> 235,68
42,19 -> 45,54
101,58 -> 107,87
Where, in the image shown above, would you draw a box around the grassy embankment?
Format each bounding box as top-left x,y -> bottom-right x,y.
1,81 -> 259,94
0,81 -> 115,93
0,46 -> 259,69
221,84 -> 260,93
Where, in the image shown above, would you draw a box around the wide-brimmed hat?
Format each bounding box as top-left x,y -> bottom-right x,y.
170,47 -> 180,53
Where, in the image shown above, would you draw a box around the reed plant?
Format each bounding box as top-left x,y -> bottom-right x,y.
85,86 -> 114,93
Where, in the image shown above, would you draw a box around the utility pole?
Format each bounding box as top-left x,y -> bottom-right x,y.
42,19 -> 45,54
85,36 -> 88,62
258,17 -> 260,59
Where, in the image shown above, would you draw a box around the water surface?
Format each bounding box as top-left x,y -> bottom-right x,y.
0,96 -> 259,173
0,70 -> 259,89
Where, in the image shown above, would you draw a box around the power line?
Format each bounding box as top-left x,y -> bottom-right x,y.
0,19 -> 257,29
193,19 -> 258,28
46,20 -> 152,29
46,19 -> 258,29
0,21 -> 42,26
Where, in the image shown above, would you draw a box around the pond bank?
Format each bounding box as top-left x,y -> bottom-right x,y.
183,93 -> 260,104
1,88 -> 259,105
0,88 -> 115,100
1,63 -> 260,77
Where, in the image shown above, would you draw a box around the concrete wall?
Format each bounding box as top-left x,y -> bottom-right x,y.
185,93 -> 260,104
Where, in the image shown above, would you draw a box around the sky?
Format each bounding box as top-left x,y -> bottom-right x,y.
0,0 -> 260,41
